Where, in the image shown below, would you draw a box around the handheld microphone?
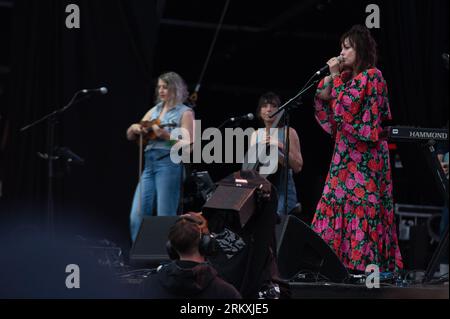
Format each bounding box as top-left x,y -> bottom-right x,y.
81,87 -> 108,95
315,56 -> 344,76
230,113 -> 255,122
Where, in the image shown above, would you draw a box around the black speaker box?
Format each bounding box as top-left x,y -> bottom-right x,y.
202,170 -> 272,232
129,216 -> 178,266
276,215 -> 349,282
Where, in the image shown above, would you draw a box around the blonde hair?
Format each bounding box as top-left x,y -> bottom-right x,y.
155,72 -> 189,106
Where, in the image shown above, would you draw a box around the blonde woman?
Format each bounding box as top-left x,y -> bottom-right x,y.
127,72 -> 194,242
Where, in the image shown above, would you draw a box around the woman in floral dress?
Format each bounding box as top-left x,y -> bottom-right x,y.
311,25 -> 403,272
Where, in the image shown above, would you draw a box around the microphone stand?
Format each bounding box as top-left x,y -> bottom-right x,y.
20,90 -> 93,240
217,118 -> 232,130
269,76 -> 321,216
217,118 -> 244,130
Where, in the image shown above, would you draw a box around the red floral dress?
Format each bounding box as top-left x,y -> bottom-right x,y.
312,68 -> 403,272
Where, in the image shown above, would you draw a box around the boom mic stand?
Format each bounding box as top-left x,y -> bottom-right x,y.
270,77 -> 320,215
21,90 -> 97,240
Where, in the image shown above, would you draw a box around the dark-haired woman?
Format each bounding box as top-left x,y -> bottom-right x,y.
311,25 -> 403,272
251,92 -> 303,216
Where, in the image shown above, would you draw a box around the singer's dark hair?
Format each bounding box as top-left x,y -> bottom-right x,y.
341,25 -> 378,74
256,92 -> 282,127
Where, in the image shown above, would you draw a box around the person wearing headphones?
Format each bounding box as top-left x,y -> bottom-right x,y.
141,213 -> 241,299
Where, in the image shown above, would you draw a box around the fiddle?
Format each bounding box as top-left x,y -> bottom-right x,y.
136,119 -> 176,145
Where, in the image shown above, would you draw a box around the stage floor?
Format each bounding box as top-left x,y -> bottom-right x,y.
289,281 -> 449,299
119,274 -> 448,299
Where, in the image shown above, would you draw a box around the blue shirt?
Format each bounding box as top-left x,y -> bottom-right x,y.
145,102 -> 192,151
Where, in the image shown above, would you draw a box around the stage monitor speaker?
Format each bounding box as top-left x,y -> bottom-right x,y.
277,215 -> 349,283
129,216 -> 178,266
202,170 -> 272,232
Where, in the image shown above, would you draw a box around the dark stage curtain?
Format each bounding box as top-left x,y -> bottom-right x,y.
3,0 -> 160,240
380,0 -> 449,205
381,0 -> 449,127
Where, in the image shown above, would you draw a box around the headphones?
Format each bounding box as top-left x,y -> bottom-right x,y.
166,213 -> 217,260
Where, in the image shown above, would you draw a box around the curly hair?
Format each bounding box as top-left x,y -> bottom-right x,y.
340,25 -> 378,74
155,72 -> 189,106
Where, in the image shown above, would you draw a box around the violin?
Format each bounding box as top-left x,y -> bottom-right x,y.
136,119 -> 176,145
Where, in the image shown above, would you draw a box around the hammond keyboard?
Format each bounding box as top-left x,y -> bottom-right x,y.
383,126 -> 449,142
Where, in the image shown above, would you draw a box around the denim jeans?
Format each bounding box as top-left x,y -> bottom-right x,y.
130,148 -> 183,242
275,169 -> 299,215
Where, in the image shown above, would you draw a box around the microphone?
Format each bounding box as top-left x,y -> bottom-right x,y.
230,113 -> 255,122
315,56 -> 344,76
81,87 -> 108,95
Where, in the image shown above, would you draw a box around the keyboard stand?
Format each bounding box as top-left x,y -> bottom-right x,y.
422,139 -> 449,283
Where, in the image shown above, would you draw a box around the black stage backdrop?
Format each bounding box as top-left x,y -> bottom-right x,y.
1,0 -> 448,245
381,0 -> 449,205
2,0 -> 160,242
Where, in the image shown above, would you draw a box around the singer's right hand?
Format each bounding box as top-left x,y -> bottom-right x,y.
327,57 -> 342,75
